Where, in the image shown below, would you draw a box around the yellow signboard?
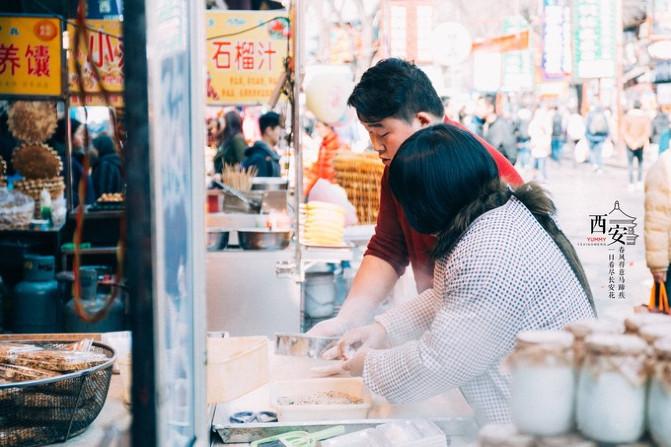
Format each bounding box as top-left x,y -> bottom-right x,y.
206,10 -> 289,105
67,20 -> 123,99
0,16 -> 63,97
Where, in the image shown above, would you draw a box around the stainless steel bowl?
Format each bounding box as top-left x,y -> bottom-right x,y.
237,229 -> 291,250
207,230 -> 230,251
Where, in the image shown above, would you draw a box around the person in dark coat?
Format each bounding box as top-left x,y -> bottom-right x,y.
242,111 -> 282,177
91,134 -> 123,199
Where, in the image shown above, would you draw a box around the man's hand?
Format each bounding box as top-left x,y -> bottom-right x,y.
322,322 -> 389,360
652,269 -> 668,284
306,317 -> 348,338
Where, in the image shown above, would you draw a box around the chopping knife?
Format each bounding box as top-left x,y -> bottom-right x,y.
274,333 -> 339,359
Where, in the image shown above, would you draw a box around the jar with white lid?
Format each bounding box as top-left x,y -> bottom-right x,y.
478,424 -> 535,447
565,319 -> 623,364
648,337 -> 671,447
576,334 -> 648,443
508,330 -> 575,436
624,313 -> 671,335
536,434 -> 596,447
639,323 -> 671,346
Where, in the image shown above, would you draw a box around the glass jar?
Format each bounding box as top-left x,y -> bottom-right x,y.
508,330 -> 575,436
565,319 -> 623,365
576,334 -> 648,443
639,323 -> 671,346
478,424 -> 535,447
536,434 -> 596,447
624,313 -> 671,335
648,337 -> 671,447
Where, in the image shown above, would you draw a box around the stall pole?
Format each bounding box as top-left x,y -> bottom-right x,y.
65,97 -> 73,212
290,0 -> 306,329
122,1 -> 158,444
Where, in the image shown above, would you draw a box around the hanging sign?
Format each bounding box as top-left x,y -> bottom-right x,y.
0,16 -> 63,97
572,0 -> 618,79
67,19 -> 124,104
206,10 -> 289,105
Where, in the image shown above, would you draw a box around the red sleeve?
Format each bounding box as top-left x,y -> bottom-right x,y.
443,117 -> 524,186
365,168 -> 409,276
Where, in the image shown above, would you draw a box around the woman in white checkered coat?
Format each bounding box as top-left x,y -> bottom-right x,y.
332,124 -> 596,426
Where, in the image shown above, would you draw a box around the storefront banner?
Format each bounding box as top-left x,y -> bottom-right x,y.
0,16 -> 63,97
542,0 -> 571,79
572,0 -> 617,79
67,19 -> 123,99
206,10 -> 289,105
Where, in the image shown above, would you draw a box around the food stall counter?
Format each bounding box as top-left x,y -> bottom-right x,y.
210,353 -> 477,445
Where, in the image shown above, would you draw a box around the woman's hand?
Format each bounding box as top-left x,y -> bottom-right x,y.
651,269 -> 668,284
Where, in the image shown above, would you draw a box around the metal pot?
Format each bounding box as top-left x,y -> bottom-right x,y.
207,230 -> 230,251
237,229 -> 291,250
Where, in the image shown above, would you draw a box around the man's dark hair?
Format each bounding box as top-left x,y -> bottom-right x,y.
389,123 -> 498,236
347,58 -> 444,123
259,111 -> 280,135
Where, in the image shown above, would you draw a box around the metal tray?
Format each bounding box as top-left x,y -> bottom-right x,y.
211,404 -> 478,444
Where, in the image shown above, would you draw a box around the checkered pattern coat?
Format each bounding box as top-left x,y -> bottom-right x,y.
364,197 -> 595,425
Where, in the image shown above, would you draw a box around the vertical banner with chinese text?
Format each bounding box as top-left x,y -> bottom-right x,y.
572,0 -> 617,79
67,19 -> 124,107
206,10 -> 289,105
0,16 -> 62,97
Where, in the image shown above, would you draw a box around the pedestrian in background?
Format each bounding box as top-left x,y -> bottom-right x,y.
213,110 -> 247,174
550,106 -> 564,162
585,105 -> 610,174
513,106 -> 532,171
529,106 -> 552,182
622,100 -> 651,191
566,108 -> 586,166
242,111 -> 282,177
644,150 -> 671,295
485,107 -> 517,166
91,134 -> 123,199
652,106 -> 670,156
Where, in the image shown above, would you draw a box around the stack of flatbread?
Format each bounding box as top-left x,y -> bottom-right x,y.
300,201 -> 345,247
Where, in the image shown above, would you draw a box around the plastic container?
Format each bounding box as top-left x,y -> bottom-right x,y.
508,330 -> 576,436
270,377 -> 372,422
648,337 -> 671,447
304,270 -> 336,318
207,336 -> 269,404
118,352 -> 131,405
576,334 -> 648,443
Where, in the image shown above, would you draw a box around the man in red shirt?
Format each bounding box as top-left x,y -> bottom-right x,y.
309,59 -> 523,337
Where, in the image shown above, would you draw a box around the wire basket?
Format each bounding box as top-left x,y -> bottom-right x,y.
0,341 -> 116,447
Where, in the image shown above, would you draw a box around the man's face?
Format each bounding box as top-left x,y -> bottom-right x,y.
362,115 -> 429,166
265,125 -> 281,146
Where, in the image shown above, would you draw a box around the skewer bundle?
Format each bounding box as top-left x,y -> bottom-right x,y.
222,164 -> 257,192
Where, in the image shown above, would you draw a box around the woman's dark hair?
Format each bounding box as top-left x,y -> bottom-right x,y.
347,58 -> 444,123
222,110 -> 243,145
92,134 -> 116,157
389,124 -> 499,243
389,124 -> 595,315
259,111 -> 280,135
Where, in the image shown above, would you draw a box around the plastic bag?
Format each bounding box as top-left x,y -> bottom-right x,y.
0,188 -> 34,230
649,282 -> 670,314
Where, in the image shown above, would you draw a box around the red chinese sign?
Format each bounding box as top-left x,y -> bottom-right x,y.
206,11 -> 288,105
67,20 -> 124,101
0,17 -> 62,97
